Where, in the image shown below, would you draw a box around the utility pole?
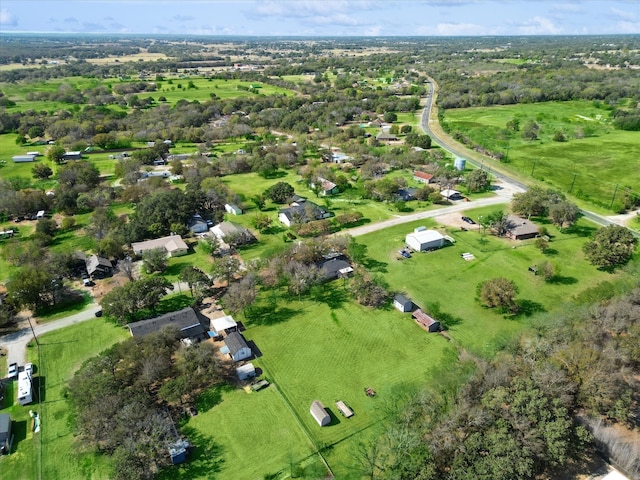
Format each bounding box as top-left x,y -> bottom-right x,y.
531,158 -> 538,176
569,173 -> 578,193
26,316 -> 40,347
610,183 -> 619,210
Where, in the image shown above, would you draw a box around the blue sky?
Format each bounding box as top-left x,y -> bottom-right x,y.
0,1 -> 639,36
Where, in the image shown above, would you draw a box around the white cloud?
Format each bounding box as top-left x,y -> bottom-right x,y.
433,22 -> 487,36
550,3 -> 582,13
0,8 -> 18,26
172,15 -> 194,22
610,7 -> 637,21
518,16 -> 562,34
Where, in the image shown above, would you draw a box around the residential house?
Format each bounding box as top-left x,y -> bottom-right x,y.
224,204 -> 243,215
188,214 -> 209,234
310,401 -> 331,426
506,215 -> 540,240
412,309 -> 441,332
376,131 -> 398,142
413,171 -> 433,184
0,414 -> 11,454
131,234 -> 189,257
318,255 -> 353,281
278,199 -> 330,227
393,294 -> 414,313
405,227 -> 445,252
224,332 -> 252,362
209,221 -> 255,244
311,177 -> 339,196
85,254 -> 113,279
127,307 -> 209,341
440,189 -> 462,201
369,118 -> 384,127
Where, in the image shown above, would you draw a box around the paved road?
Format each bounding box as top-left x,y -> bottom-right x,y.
420,78 -> 640,238
345,194 -> 512,237
1,303 -> 102,367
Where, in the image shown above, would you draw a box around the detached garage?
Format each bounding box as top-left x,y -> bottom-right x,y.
310,401 -> 330,426
405,228 -> 445,252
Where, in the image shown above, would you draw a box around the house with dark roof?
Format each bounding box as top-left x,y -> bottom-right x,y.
393,294 -> 414,313
127,307 -> 208,341
224,331 -> 252,362
85,254 -> 112,279
278,199 -> 330,227
397,187 -> 418,202
412,309 -> 441,332
318,256 -> 353,281
506,215 -> 540,240
188,214 -> 209,234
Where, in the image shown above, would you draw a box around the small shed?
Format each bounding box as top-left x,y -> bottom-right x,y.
335,400 -> 354,418
224,204 -> 243,215
85,254 -> 112,279
405,229 -> 445,252
412,309 -> 441,333
188,214 -> 209,234
440,189 -> 462,200
224,332 -> 252,362
393,294 -> 413,313
310,401 -> 330,426
236,363 -> 256,381
0,413 -> 11,454
12,155 -> 36,163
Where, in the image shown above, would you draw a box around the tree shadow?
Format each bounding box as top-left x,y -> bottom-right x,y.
542,248 -> 559,256
362,257 -> 388,273
514,299 -> 547,317
246,303 -> 297,327
196,384 -> 232,413
161,426 -> 225,480
563,224 -> 597,237
547,275 -> 578,285
8,419 -> 28,451
310,285 -> 349,309
261,225 -> 285,235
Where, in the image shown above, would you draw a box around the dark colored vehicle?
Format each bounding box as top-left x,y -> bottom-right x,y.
94,309 -> 103,317
399,250 -> 412,259
461,216 -> 476,225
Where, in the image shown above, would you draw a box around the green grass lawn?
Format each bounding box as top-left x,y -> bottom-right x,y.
0,319 -> 129,480
442,100 -> 640,210
357,212 -> 619,356
176,296 -> 456,479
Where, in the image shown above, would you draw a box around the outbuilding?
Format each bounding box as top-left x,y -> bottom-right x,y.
224,332 -> 252,362
12,155 -> 36,163
310,401 -> 330,426
210,314 -> 238,336
393,294 -> 414,313
405,228 -> 445,252
0,413 -> 11,454
412,309 -> 441,333
236,363 -> 256,381
224,204 -> 243,216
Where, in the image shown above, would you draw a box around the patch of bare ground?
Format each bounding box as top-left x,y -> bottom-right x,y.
90,270 -> 130,304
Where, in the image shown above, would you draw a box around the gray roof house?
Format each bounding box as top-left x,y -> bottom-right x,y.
128,307 -> 208,341
224,332 -> 252,362
188,214 -> 209,234
278,200 -> 330,227
393,294 -> 414,313
319,256 -> 353,281
85,254 -> 113,279
506,215 -> 540,240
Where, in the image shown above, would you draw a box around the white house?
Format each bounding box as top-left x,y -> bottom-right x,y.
131,234 -> 188,257
405,228 -> 445,252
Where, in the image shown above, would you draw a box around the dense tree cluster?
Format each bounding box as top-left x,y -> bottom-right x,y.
511,187 -> 580,229
67,328 -> 228,480
583,225 -> 637,269
366,285 -> 640,479
100,277 -> 174,324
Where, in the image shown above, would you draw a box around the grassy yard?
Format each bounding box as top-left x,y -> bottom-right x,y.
357,211 -> 620,356
176,296 -> 457,479
442,100 -> 640,210
0,319 -> 129,480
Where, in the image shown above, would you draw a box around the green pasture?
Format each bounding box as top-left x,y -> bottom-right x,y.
0,319 -> 129,480
357,211 -> 621,356
177,295 -> 456,479
138,78 -> 296,105
442,100 -> 640,210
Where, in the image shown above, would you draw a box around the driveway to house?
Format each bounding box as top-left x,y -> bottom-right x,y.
1,303 -> 103,368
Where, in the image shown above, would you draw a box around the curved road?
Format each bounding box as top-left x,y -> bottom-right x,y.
420,78 -> 640,238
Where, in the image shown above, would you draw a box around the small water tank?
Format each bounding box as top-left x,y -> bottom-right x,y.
454,157 -> 466,171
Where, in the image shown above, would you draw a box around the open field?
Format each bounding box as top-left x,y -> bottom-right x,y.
442,100 -> 640,210
0,319 -> 129,480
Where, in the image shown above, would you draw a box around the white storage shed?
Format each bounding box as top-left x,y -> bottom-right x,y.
310,401 -> 330,426
236,363 -> 256,381
405,229 -> 445,252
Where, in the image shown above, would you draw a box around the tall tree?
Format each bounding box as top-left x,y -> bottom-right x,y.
478,277 -> 519,313
583,225 -> 637,268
